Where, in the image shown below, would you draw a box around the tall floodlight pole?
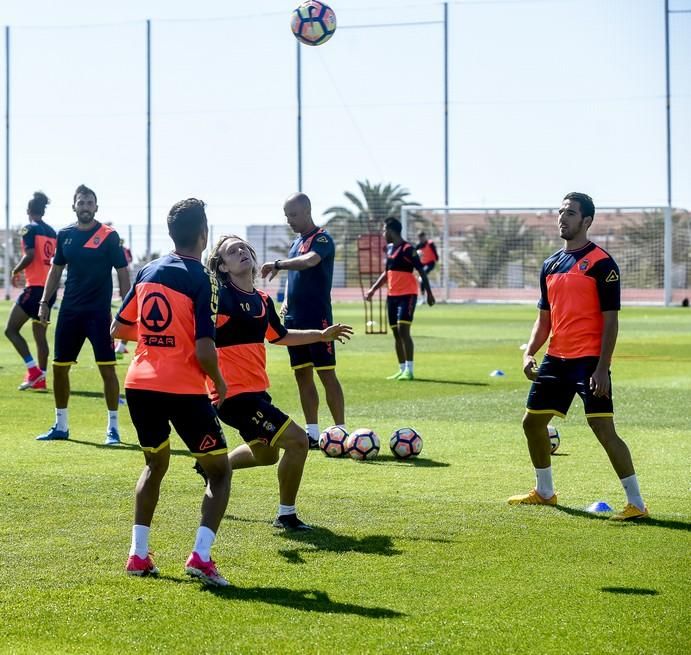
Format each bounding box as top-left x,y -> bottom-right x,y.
662,1 -> 691,306
296,41 -> 303,192
442,2 -> 450,301
4,26 -> 10,301
146,19 -> 152,260
663,0 -> 673,306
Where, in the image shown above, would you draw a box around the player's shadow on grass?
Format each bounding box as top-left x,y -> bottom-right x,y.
412,378 -> 490,387
69,390 -> 110,399
600,586 -> 659,596
203,584 -> 405,617
356,454 -> 450,467
554,505 -> 691,532
67,438 -> 189,458
275,527 -> 402,564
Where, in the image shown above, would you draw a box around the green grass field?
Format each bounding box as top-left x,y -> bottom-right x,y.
0,300 -> 689,654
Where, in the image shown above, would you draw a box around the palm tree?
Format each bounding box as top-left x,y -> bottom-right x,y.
323,180 -> 422,287
323,180 -> 420,238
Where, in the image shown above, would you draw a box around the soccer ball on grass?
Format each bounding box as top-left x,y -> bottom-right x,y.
389,427 -> 423,459
318,426 -> 349,458
346,428 -> 380,460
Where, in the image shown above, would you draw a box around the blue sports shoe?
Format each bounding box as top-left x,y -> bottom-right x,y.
104,428 -> 121,446
36,425 -> 69,441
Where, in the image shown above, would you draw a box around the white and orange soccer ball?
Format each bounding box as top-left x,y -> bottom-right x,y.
318,425 -> 349,458
390,427 -> 423,459
290,1 -> 337,46
346,428 -> 380,460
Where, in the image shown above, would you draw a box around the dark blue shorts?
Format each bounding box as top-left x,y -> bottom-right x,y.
284,316 -> 336,370
54,309 -> 116,365
16,286 -> 56,321
216,391 -> 292,447
125,388 -> 227,456
526,354 -> 614,418
387,294 -> 417,326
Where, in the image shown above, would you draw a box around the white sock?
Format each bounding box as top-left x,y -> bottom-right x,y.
398,362 -> 406,372
305,424 -> 320,440
130,524 -> 150,558
55,408 -> 68,431
535,467 -> 554,499
405,361 -> 414,374
193,526 -> 216,562
279,504 -> 296,516
108,410 -> 119,431
25,357 -> 38,370
620,474 -> 645,511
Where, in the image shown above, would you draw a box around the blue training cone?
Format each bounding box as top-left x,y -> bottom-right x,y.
490,370 -> 505,377
586,501 -> 613,513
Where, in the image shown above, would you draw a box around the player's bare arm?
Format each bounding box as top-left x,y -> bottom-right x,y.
523,309 -> 551,380
116,266 -> 131,300
195,337 -> 227,405
110,317 -> 138,343
365,272 -> 387,301
590,310 -> 618,398
11,248 -> 35,278
38,263 -> 64,324
276,323 -> 353,347
260,251 -> 322,281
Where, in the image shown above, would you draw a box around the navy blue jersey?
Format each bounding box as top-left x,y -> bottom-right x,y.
116,252 -> 218,394
285,227 -> 335,326
53,222 -> 128,313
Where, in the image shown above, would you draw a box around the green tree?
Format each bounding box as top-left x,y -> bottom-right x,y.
323,180 -> 420,237
323,180 -> 422,286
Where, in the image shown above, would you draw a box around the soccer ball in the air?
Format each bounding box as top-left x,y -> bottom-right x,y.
319,426 -> 348,458
290,1 -> 337,46
390,427 -> 423,459
346,428 -> 380,460
548,424 -> 560,454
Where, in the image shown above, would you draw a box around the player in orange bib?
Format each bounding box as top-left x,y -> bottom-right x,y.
112,198 -> 232,585
205,234 -> 352,530
5,191 -> 56,391
509,192 -> 648,521
366,217 -> 435,380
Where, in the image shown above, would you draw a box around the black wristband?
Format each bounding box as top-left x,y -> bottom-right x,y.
39,300 -> 49,305
274,259 -> 282,270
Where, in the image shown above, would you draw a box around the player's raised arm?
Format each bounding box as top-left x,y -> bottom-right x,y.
275,323 -> 353,347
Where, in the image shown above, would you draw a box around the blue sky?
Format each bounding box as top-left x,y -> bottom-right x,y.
2,0 -> 690,256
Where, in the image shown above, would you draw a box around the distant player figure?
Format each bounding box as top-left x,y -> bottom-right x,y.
509,192 -> 648,521
5,191 -> 56,391
414,230 -> 438,303
366,217 -> 435,380
260,192 -> 347,449
36,185 -> 130,445
112,198 -> 232,585
204,235 -> 352,530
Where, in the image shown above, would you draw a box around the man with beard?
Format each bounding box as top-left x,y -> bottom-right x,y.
509,192 -> 648,521
36,185 -> 130,445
